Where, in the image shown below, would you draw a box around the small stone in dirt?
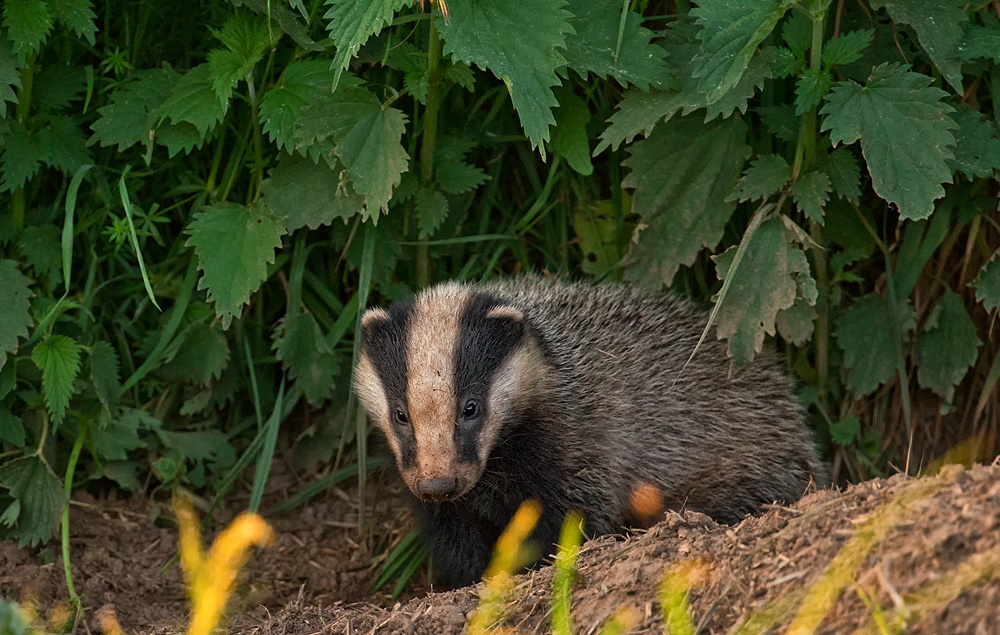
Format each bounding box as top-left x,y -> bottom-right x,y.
424,604 -> 466,632
384,613 -> 415,635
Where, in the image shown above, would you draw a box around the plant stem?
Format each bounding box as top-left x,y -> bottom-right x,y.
417,18 -> 443,288
248,77 -> 265,203
12,55 -> 36,231
61,421 -> 88,605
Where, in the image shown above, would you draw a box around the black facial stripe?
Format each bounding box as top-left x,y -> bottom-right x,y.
364,301 -> 416,469
454,293 -> 525,463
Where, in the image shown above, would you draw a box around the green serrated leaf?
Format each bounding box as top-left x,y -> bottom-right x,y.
756,104 -> 798,142
550,89 -> 592,176
0,120 -> 39,192
404,70 -> 429,104
185,202 -> 286,328
89,66 -> 178,153
440,0 -> 573,152
324,0 -> 408,89
948,108 -> 1000,179
35,116 -> 91,174
971,250 -> 1000,311
158,63 -> 228,138
822,30 -> 872,68
32,65 -> 85,113
335,105 -> 409,217
0,260 -> 33,370
0,38 -> 23,119
91,411 -> 147,461
48,0 -> 97,45
208,14 -> 271,103
781,11 -> 811,56
829,416 -> 860,445
820,63 -> 957,220
916,291 -> 981,402
776,297 -> 816,346
20,224 -> 61,286
89,341 -> 120,413
691,0 -> 793,104
835,293 -> 915,397
234,0 -> 321,51
729,153 -> 791,203
872,0 -> 966,92
159,323 -> 230,386
712,217 -> 804,364
562,0 -> 672,91
574,194 -> 633,278
30,334 -> 81,427
273,311 -> 339,407
260,60 -> 341,153
156,429 -> 232,464
435,158 -> 486,195
794,68 -> 831,116
817,146 -> 861,204
792,170 -> 831,224
444,62 -> 475,92
262,154 -> 364,231
0,402 -> 25,447
0,455 -> 67,547
622,115 -> 748,287
960,14 -> 1000,63
3,0 -> 53,64
416,187 -> 449,239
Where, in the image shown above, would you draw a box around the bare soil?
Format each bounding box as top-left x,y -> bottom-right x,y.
4,462 -> 1000,635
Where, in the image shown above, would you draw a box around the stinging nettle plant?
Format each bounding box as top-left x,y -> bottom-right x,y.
0,0 -> 998,595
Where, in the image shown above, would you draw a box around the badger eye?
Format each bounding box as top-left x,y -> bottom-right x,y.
394,409 -> 409,426
463,401 -> 480,419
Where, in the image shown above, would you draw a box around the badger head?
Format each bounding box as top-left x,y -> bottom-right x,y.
353,283 -> 547,503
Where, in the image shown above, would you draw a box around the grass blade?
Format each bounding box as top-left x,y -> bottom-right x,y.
352,221 -> 378,532
118,166 -> 162,311
277,457 -> 387,512
248,380 -> 286,513
62,164 -> 93,294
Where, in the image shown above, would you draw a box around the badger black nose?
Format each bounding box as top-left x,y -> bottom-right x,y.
417,478 -> 458,501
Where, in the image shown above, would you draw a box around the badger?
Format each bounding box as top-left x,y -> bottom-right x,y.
354,276 -> 825,587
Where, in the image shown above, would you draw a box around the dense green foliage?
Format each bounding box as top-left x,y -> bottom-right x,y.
0,0 -> 998,581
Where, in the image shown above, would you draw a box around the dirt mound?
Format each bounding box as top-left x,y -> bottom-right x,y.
223,463 -> 1000,635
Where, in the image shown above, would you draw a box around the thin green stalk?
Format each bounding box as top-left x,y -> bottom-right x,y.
12,56 -> 36,231
248,78 -> 265,202
352,222 -> 378,533
417,18 -> 443,288
61,422 -> 88,605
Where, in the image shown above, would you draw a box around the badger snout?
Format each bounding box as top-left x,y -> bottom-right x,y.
416,477 -> 458,501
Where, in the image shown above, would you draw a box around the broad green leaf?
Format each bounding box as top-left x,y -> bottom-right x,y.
948,109 -> 1000,179
0,456 -> 66,547
185,202 -> 286,328
2,0 -> 52,64
781,10 -> 811,56
971,250 -> 1000,311
792,170 -> 831,224
960,15 -> 1000,63
90,411 -> 147,461
829,416 -> 860,445
160,323 -> 230,386
334,105 -> 409,217
817,146 -> 861,204
434,137 -> 487,194
440,0 -> 574,152
273,311 -> 339,407
573,194 -> 633,278
259,60 -> 339,153
35,116 -> 91,174
703,47 -> 774,122
31,334 -> 81,426
820,63 -> 957,220
32,65 -> 85,113
416,187 -> 449,239
712,217 -> 806,364
776,298 -> 816,346
158,64 -> 228,138
0,261 -> 32,370
822,30 -> 872,68
323,0 -> 408,90
916,291 -> 981,402
691,0 -> 793,103
100,461 -> 138,491
89,340 -> 120,414
89,66 -> 178,153
445,61 -> 475,92
729,154 -> 791,203
293,82 -> 378,151
756,104 -> 798,142
157,429 -> 234,465
0,120 -> 39,192
262,154 -> 364,231
207,14 -> 271,103
19,224 -> 61,286
48,0 -> 97,45
0,402 -> 24,447
562,0 -> 672,91
0,38 -> 21,119
622,115 -> 748,287
872,0 -> 966,92
233,0 -> 321,51
550,89 -> 593,176
794,68 -> 831,116
835,293 -> 915,397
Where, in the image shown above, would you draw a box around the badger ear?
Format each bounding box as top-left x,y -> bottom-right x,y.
361,307 -> 390,329
485,305 -> 523,322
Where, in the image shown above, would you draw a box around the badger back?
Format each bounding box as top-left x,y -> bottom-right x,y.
353,283 -> 549,502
